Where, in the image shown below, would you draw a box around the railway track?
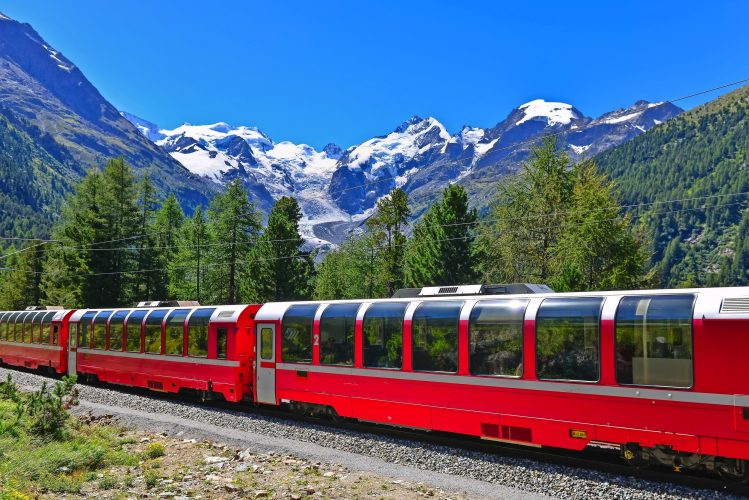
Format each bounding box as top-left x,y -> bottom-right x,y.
4,364 -> 748,499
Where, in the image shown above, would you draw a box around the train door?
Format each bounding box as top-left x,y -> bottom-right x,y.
255,323 -> 276,404
68,322 -> 77,375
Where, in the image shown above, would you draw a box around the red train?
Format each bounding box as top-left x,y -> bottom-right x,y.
1,285 -> 748,481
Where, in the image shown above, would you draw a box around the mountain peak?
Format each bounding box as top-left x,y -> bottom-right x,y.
516,99 -> 580,127
394,115 -> 423,134
323,143 -> 342,159
0,12 -> 12,21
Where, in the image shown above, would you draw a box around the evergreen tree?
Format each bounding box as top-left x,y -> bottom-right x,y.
244,196 -> 314,302
0,241 -> 47,310
133,171 -> 160,301
366,187 -> 410,297
169,205 -> 209,302
204,179 -> 262,304
153,192 -> 184,299
313,231 -> 388,300
405,184 -> 478,287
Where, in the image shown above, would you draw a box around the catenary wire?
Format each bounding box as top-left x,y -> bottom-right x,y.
2,199 -> 739,277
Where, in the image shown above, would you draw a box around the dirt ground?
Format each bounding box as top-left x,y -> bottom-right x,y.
65,413 -> 477,500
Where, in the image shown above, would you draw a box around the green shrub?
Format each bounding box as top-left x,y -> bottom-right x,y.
0,373 -> 20,401
123,474 -> 134,487
26,375 -> 79,436
98,475 -> 117,490
146,442 -> 165,459
145,470 -> 159,488
38,473 -> 83,493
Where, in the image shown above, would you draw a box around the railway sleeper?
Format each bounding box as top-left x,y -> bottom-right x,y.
622,443 -> 749,482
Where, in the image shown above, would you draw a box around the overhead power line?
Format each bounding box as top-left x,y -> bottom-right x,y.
1,199 -> 740,278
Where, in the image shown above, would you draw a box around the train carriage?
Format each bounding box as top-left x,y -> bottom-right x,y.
0,307 -> 72,373
249,285 -> 749,480
65,302 -> 261,402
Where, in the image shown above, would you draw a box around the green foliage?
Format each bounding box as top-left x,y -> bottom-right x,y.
406,184 -> 478,287
144,470 -> 159,488
25,375 -> 79,436
244,196 -> 314,302
146,442 -> 165,459
365,187 -> 411,296
97,475 -> 117,490
596,84 -> 749,287
478,136 -> 650,290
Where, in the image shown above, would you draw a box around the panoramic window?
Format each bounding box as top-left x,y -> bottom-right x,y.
0,312 -> 9,341
319,303 -> 359,366
34,312 -> 44,344
281,305 -> 318,363
26,312 -> 39,343
216,327 -> 228,359
125,310 -> 147,352
260,328 -> 273,360
6,312 -> 19,341
412,301 -> 463,373
92,311 -> 112,350
18,312 -> 30,342
615,295 -> 695,388
362,302 -> 408,369
144,310 -> 167,354
108,310 -> 129,351
469,300 -> 527,377
69,324 -> 77,348
187,309 -> 215,357
536,298 -> 603,382
41,312 -> 55,345
79,312 -> 96,348
165,309 -> 190,355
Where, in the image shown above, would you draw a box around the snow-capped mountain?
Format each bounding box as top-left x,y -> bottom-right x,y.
122,97 -> 682,245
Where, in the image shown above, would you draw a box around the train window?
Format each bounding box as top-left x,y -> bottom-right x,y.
53,325 -> 59,346
18,312 -> 30,342
615,295 -> 695,388
7,312 -> 19,341
216,328 -> 228,359
93,311 -> 113,350
165,309 -> 190,355
319,304 -> 359,366
69,323 -> 77,348
108,311 -> 128,351
79,312 -> 96,348
33,312 -> 43,343
281,305 -> 318,363
125,310 -> 146,352
363,302 -> 408,369
187,309 -> 214,357
260,328 -> 273,360
469,300 -> 527,377
41,312 -> 55,345
412,301 -> 462,373
24,312 -> 37,343
144,310 -> 167,354
536,298 -> 603,382
30,312 -> 42,342
0,312 -> 9,341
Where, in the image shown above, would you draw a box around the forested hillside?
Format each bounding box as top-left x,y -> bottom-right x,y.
0,106 -> 77,242
597,84 -> 749,287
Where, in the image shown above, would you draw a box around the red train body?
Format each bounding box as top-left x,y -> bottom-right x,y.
2,286 -> 749,479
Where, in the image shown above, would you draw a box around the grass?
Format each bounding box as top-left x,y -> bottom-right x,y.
0,384 -> 138,498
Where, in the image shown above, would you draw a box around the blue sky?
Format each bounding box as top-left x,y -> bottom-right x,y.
4,1 -> 747,150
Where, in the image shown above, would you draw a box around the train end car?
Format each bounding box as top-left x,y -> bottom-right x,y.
0,307 -> 72,374
248,285 -> 749,481
68,302 -> 262,403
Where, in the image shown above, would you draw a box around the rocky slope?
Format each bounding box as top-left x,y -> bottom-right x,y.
0,12 -> 211,213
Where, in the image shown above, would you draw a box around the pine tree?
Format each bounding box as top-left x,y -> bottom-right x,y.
244,196 -> 314,302
366,187 -> 410,297
204,179 -> 262,304
405,184 -> 478,287
153,192 -> 184,299
169,205 -> 209,302
133,171 -> 160,301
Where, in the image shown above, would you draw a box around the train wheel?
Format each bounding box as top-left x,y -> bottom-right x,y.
331,413 -> 346,423
719,461 -> 749,483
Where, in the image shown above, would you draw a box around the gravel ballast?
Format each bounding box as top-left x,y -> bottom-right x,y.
1,367 -> 740,500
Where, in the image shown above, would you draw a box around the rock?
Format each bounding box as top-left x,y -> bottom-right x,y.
158,493 -> 175,498
58,466 -> 70,473
290,495 -> 301,500
224,484 -> 238,492
140,437 -> 150,443
175,497 -> 189,500
323,472 -> 334,477
236,464 -> 248,473
304,487 -> 316,494
204,457 -> 229,464
205,475 -> 222,482
253,491 -> 268,498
